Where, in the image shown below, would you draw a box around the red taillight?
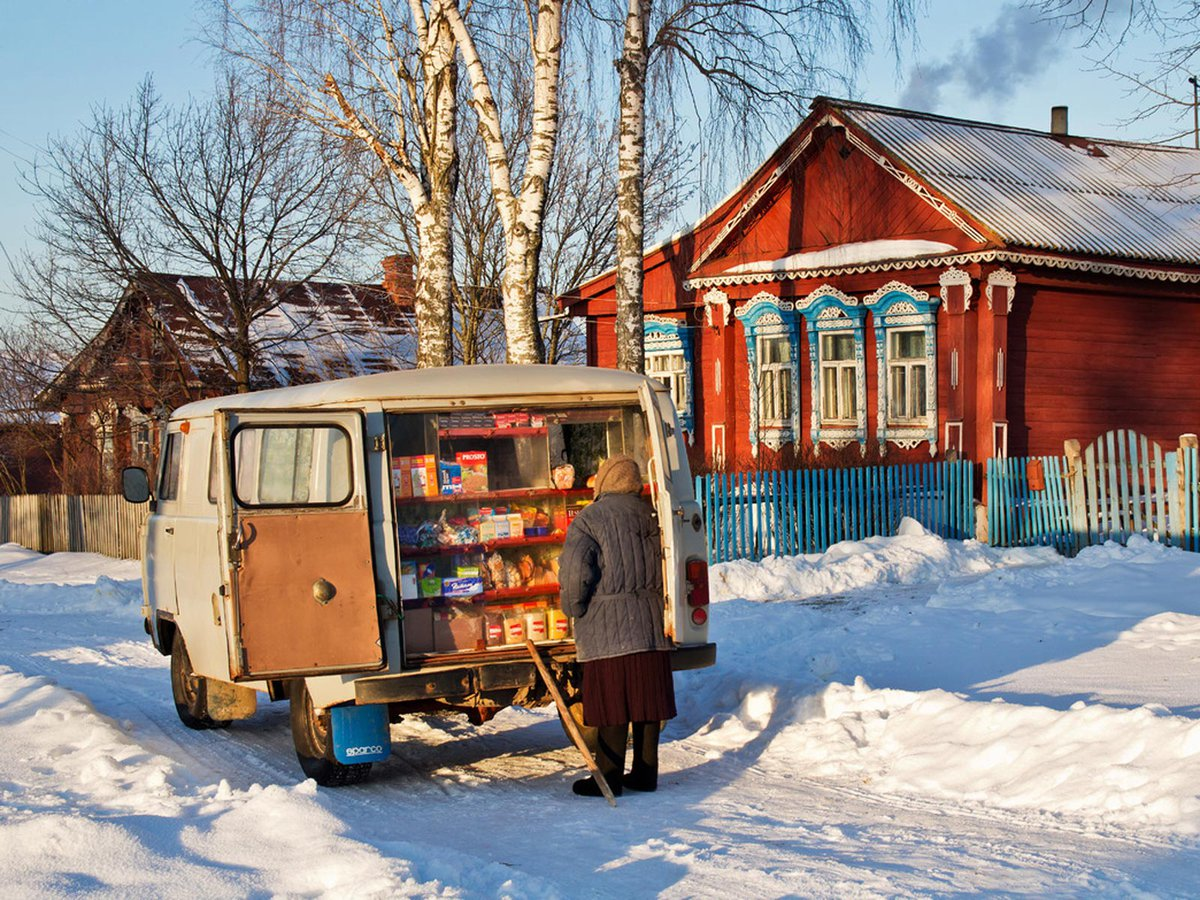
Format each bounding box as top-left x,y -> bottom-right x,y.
685,558 -> 709,608
690,607 -> 708,626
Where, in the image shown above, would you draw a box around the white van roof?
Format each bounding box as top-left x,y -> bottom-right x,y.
172,364 -> 657,419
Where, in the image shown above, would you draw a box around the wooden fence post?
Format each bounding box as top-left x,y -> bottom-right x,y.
1063,439 -> 1086,554
1181,434 -> 1199,551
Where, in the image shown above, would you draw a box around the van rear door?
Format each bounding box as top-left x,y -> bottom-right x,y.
215,409 -> 384,680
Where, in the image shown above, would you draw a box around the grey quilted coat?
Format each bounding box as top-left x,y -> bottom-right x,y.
559,492 -> 669,662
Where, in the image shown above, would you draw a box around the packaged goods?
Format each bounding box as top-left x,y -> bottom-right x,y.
493,516 -> 511,539
486,552 -> 507,589
551,463 -> 575,490
410,457 -> 429,497
484,610 -> 506,647
403,601 -> 435,654
504,613 -> 526,644
442,576 -> 483,598
524,607 -> 547,641
456,451 -> 489,493
546,608 -> 570,641
399,561 -> 418,600
455,565 -> 480,578
439,461 -> 463,495
392,456 -> 412,498
397,523 -> 421,546
417,562 -> 438,579
478,518 -> 497,542
493,412 -> 530,429
507,514 -> 524,539
419,577 -> 442,599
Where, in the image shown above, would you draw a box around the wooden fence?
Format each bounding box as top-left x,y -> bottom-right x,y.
0,494 -> 148,560
696,460 -> 976,563
986,432 -> 1200,555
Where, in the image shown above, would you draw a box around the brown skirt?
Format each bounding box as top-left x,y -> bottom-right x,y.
582,650 -> 677,727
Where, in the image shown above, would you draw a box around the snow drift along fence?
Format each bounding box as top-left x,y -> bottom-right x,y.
697,460 -> 975,563
986,437 -> 1200,555
0,494 -> 147,560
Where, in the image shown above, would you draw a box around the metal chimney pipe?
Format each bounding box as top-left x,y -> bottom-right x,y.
1051,106 -> 1069,136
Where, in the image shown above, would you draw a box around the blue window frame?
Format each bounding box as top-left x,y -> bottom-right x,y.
864,281 -> 939,455
735,292 -> 801,456
796,285 -> 867,453
644,315 -> 694,439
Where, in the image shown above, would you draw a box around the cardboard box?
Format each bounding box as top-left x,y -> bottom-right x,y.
434,609 -> 483,652
419,577 -> 443,599
402,603 -> 434,655
478,518 -> 497,542
410,455 -> 439,497
442,576 -> 483,598
400,561 -> 418,601
456,451 -> 489,493
439,461 -> 463,495
507,514 -> 524,540
392,456 -> 412,498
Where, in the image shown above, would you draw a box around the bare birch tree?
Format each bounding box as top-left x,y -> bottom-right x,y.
13,73 -> 372,393
444,0 -> 566,364
594,0 -> 918,372
225,0 -> 461,368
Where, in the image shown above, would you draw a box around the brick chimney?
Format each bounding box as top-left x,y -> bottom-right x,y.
381,254 -> 415,308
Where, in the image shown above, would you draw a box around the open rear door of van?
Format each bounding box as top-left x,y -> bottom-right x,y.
215,409 -> 384,680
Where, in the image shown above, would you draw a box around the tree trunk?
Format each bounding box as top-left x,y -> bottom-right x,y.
413,206 -> 454,368
614,0 -> 649,374
501,226 -> 542,364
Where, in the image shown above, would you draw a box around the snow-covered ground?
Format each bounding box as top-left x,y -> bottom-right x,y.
1,523 -> 1199,897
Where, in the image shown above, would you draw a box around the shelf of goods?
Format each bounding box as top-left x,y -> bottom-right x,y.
437,426 -> 548,439
395,487 -> 591,506
398,534 -> 563,557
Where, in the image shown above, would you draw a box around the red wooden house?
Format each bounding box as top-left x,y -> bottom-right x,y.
41,257 -> 416,493
564,98 -> 1200,468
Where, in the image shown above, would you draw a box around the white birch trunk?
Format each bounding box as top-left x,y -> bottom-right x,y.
447,0 -> 563,366
615,0 -> 648,374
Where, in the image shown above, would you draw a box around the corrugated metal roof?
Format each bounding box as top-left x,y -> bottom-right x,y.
835,100 -> 1200,264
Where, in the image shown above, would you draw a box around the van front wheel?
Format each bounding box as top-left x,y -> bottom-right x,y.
288,682 -> 372,787
170,631 -> 231,730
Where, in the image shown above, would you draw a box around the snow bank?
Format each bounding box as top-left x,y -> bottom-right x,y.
0,543 -> 141,614
710,518 -> 1056,603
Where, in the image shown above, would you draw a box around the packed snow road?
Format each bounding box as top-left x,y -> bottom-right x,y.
1,525 -> 1199,897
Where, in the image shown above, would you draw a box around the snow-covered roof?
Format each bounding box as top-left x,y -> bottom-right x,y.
722,239 -> 959,276
162,275 -> 415,389
835,99 -> 1200,264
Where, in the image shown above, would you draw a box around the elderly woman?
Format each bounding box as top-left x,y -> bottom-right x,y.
559,454 -> 676,797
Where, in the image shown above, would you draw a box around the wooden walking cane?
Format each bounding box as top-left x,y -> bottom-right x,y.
526,640 -> 617,808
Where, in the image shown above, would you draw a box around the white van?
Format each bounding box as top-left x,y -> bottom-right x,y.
123,365 -> 714,786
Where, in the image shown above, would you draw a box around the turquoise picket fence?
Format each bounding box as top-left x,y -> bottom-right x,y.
696,460 -> 975,563
985,456 -> 1075,554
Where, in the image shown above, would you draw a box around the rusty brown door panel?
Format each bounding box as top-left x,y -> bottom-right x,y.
235,509 -> 383,677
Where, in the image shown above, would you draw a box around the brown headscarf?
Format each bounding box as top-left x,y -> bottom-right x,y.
592,454 -> 643,498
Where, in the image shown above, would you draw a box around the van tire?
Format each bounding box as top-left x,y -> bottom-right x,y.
288,682 -> 372,787
170,631 -> 232,730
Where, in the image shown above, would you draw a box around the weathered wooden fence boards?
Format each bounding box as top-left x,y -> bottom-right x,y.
0,495 -> 147,560
697,460 -> 975,563
986,433 -> 1200,556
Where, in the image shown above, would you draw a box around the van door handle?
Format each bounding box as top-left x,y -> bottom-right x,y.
165,527 -> 174,535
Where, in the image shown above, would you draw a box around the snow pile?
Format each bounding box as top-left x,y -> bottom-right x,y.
0,543 -> 141,614
710,517 -> 1056,603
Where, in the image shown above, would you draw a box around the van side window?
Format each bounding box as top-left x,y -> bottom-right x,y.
158,432 -> 183,501
232,425 -> 352,507
208,435 -> 220,505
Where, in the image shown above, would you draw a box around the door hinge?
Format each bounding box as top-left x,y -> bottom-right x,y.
372,434 -> 387,452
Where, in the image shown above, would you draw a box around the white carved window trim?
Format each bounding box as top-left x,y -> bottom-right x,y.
735,292 -> 800,456
864,281 -> 939,457
644,315 -> 694,442
797,285 -> 867,453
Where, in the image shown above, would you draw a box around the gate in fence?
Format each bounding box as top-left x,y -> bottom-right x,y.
986,431 -> 1200,555
696,460 -> 975,563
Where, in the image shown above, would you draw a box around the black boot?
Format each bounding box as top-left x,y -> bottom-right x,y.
573,724 -> 626,798
625,721 -> 660,792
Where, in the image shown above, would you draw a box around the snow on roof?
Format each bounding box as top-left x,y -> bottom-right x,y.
835,99 -> 1200,264
722,239 -> 959,276
161,275 -> 415,389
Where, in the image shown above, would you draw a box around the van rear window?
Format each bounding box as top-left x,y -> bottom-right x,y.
232,425 -> 352,507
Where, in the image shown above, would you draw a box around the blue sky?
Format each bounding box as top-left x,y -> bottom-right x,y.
0,1 -> 1182,317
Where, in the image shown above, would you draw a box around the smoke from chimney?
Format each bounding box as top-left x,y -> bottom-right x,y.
900,3 -> 1063,113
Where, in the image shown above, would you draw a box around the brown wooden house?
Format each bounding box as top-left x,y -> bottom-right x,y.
564,99 -> 1200,469
41,257 -> 416,493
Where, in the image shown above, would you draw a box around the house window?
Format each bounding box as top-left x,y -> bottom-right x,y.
735,293 -> 801,456
864,281 -> 940,455
797,285 -> 867,452
644,316 -> 695,440
887,329 -> 927,422
820,332 -> 858,423
757,335 -> 792,426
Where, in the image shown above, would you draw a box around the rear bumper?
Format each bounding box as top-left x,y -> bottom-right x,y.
354,642 -> 717,705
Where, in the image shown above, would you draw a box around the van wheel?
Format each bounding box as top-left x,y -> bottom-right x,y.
288,682 -> 372,787
170,631 -> 232,730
